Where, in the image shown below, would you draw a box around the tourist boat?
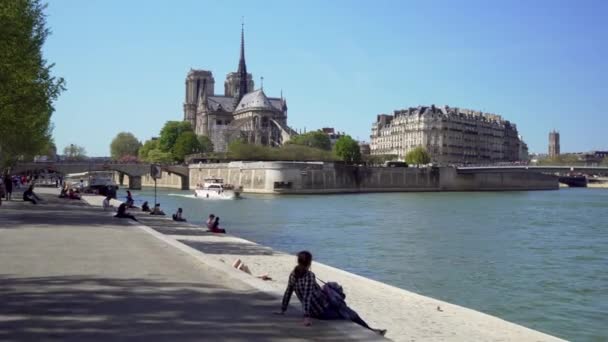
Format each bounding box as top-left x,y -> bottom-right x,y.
194,178 -> 241,199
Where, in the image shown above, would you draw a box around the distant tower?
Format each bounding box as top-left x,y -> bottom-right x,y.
183,70 -> 215,130
549,130 -> 560,157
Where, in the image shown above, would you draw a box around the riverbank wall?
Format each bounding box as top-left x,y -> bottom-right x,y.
133,162 -> 558,193
185,162 -> 558,194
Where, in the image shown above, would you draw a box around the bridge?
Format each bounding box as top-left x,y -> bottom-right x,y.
11,162 -> 190,190
456,165 -> 608,176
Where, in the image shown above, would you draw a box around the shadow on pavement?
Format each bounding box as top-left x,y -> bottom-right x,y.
0,275 -> 354,341
180,240 -> 274,256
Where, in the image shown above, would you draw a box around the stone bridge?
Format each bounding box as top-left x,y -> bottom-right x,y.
456,165 -> 608,176
11,162 -> 190,190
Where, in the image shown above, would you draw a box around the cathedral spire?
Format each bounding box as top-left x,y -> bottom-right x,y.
236,19 -> 248,101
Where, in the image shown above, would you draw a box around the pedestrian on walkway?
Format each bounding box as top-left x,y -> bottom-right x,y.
277,251 -> 386,336
4,174 -> 12,201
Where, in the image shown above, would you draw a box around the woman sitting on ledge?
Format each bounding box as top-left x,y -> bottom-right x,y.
276,251 -> 386,336
141,201 -> 150,212
172,208 -> 187,222
150,203 -> 165,216
207,215 -> 226,233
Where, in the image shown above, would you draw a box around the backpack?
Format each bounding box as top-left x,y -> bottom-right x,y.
321,281 -> 346,307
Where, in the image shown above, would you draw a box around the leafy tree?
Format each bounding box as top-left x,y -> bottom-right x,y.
110,132 -> 141,160
146,149 -> 174,164
0,0 -> 65,168
63,144 -> 87,161
334,135 -> 361,164
197,135 -> 214,153
138,139 -> 159,161
172,131 -> 201,162
288,131 -> 331,150
405,146 -> 431,166
158,121 -> 193,152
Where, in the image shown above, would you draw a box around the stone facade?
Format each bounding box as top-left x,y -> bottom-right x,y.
549,130 -> 560,157
183,25 -> 295,152
370,105 -> 525,164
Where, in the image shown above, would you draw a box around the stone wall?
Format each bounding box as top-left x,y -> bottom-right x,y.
140,172 -> 186,189
187,162 -> 556,194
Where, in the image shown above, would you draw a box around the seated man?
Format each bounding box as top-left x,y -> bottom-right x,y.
23,185 -> 42,204
141,201 -> 150,212
114,203 -> 138,221
172,208 -> 187,222
150,203 -> 165,216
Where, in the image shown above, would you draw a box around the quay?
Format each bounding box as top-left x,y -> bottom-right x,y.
0,188 -> 564,341
0,188 -> 381,341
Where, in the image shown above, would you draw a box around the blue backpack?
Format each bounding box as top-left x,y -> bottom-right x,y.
321,280 -> 346,306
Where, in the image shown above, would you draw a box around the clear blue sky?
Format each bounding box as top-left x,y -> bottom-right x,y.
44,0 -> 608,156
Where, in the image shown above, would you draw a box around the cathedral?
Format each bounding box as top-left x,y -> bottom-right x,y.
183,25 -> 295,152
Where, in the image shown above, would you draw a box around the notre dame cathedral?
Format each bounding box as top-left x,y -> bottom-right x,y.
183,25 -> 296,152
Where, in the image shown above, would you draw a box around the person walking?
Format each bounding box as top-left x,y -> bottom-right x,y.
4,174 -> 12,201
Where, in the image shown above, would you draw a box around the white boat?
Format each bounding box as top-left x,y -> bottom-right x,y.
194,178 -> 241,199
64,171 -> 118,197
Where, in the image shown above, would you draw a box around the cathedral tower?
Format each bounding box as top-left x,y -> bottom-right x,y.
224,23 -> 254,98
184,70 -> 215,130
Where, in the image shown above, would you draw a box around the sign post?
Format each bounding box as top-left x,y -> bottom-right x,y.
150,164 -> 162,207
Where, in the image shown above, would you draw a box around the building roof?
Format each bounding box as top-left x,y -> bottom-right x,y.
235,89 -> 277,112
203,91 -> 284,114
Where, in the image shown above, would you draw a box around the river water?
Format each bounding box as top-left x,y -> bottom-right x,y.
119,187 -> 607,341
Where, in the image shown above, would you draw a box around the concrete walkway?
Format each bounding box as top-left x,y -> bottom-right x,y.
0,190 -> 382,341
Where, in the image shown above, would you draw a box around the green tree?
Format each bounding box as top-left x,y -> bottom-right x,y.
63,144 -> 87,161
138,139 -> 159,161
110,132 -> 141,160
158,121 -> 193,152
0,0 -> 65,168
288,131 -> 331,150
172,131 -> 201,162
405,146 -> 431,166
334,135 -> 361,164
197,135 -> 214,153
146,149 -> 174,164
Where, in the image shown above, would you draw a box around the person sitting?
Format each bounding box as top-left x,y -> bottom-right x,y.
150,203 -> 165,216
141,201 -> 150,212
102,195 -> 112,211
59,184 -> 69,198
277,251 -> 386,335
172,208 -> 187,222
68,188 -> 81,200
22,185 -> 42,204
125,190 -> 135,208
206,214 -> 216,229
114,203 -> 138,221
208,216 -> 226,233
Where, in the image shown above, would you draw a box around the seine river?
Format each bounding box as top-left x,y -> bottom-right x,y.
119,187 -> 607,341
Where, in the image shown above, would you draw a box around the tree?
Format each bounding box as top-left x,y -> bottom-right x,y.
158,121 -> 193,152
172,131 -> 201,162
197,135 -> 214,153
405,146 -> 431,166
63,144 -> 87,161
288,131 -> 331,150
146,149 -> 174,164
110,132 -> 141,160
0,0 -> 65,168
334,135 -> 361,164
138,139 -> 159,161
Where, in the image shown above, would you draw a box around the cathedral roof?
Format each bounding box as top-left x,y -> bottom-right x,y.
235,89 -> 276,112
202,92 -> 284,113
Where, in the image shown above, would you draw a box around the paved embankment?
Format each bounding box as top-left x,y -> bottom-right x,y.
82,194 -> 565,342
0,188 -> 382,341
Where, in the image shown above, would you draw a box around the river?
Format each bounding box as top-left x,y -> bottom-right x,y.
118,187 -> 607,341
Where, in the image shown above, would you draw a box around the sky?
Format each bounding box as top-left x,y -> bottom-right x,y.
43,0 -> 608,156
